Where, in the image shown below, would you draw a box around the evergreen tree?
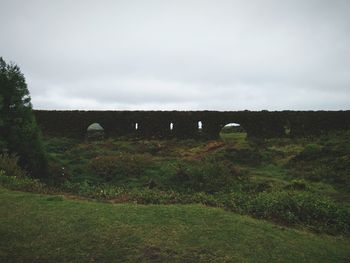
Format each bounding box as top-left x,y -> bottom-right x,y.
0,57 -> 48,179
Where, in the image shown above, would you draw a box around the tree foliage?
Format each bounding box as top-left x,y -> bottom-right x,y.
0,57 -> 48,178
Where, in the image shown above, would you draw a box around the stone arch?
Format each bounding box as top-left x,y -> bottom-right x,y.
86,122 -> 104,140
220,122 -> 247,141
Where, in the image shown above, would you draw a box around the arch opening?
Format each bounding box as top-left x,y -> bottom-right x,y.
86,122 -> 104,140
220,122 -> 247,141
170,122 -> 174,130
135,122 -> 139,130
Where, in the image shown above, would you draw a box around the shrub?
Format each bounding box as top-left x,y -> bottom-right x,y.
44,137 -> 78,153
288,143 -> 350,188
173,158 -> 243,193
136,141 -> 163,155
222,148 -> 263,165
285,179 -> 307,190
295,144 -> 322,160
0,171 -> 47,192
48,162 -> 71,185
247,190 -> 350,235
1,169 -> 349,235
88,153 -> 153,181
0,153 -> 28,177
249,181 -> 274,193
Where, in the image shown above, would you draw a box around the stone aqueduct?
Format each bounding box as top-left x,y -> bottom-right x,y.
34,110 -> 350,139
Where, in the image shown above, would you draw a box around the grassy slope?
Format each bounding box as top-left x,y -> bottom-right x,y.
0,187 -> 349,263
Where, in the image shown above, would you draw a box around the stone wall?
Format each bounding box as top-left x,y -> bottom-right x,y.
34,110 -> 350,139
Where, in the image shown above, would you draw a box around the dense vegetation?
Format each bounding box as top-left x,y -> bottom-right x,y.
0,57 -> 48,179
1,130 -> 350,236
1,100 -> 350,261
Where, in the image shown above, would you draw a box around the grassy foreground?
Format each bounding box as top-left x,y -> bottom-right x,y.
0,187 -> 349,263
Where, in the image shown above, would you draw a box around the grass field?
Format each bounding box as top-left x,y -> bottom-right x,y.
1,187 -> 349,263
1,130 -> 350,262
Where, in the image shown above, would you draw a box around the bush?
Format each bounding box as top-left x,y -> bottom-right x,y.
295,144 -> 322,160
0,171 -> 47,192
173,158 -> 243,193
48,162 -> 71,185
88,153 -> 153,181
1,170 -> 349,235
44,137 -> 78,153
222,148 -> 263,165
247,190 -> 350,235
136,141 -> 163,155
0,153 -> 28,177
285,179 -> 307,190
288,142 -> 350,188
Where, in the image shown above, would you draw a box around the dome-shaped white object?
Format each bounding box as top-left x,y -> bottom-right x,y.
87,123 -> 104,131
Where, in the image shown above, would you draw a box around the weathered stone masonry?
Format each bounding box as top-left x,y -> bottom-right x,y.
34,110 -> 350,139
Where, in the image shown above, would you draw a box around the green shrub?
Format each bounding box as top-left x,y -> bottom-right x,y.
88,153 -> 153,181
295,144 -> 322,160
173,158 -> 243,193
0,153 -> 28,177
247,191 -> 350,235
1,170 -> 349,235
248,181 -> 274,193
48,162 -> 71,185
61,180 -> 123,198
0,171 -> 47,192
285,179 -> 307,190
222,148 -> 263,165
136,141 -> 163,155
288,144 -> 350,188
44,137 -> 78,153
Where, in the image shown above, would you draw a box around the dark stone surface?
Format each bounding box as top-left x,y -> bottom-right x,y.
34,110 -> 350,139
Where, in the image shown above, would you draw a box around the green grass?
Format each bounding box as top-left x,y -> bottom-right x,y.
220,132 -> 248,148
2,131 -> 348,261
1,187 -> 349,263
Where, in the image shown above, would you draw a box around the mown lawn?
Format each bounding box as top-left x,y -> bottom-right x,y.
0,187 -> 349,263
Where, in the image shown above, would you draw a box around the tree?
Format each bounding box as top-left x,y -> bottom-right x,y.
0,57 -> 48,179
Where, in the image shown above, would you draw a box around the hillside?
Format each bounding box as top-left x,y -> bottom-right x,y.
1,188 -> 349,262
1,130 -> 350,262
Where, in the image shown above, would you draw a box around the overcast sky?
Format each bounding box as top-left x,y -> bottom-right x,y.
1,0 -> 349,110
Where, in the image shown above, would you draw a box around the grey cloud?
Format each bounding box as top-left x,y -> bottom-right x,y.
1,0 -> 349,110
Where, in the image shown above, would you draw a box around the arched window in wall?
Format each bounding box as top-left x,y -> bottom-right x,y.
86,123 -> 104,140
220,122 -> 247,141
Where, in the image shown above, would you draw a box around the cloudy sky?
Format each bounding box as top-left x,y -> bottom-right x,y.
1,0 -> 349,110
